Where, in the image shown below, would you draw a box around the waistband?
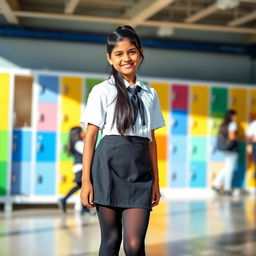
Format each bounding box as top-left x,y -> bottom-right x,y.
102,135 -> 150,144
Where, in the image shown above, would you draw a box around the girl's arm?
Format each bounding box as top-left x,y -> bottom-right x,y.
80,123 -> 99,208
149,130 -> 160,207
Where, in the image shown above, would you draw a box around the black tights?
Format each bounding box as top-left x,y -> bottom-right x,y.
97,205 -> 150,256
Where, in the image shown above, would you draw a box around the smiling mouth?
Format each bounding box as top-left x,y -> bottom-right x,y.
121,63 -> 133,68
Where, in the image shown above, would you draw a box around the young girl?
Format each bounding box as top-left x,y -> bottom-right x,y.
80,25 -> 165,255
58,126 -> 91,215
213,110 -> 239,196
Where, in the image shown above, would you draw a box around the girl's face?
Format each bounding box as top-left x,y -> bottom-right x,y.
107,38 -> 143,81
232,114 -> 237,121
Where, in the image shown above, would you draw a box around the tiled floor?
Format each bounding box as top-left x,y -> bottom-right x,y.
0,195 -> 255,256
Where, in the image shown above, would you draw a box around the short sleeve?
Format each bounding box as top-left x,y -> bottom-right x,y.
247,121 -> 256,137
228,121 -> 237,132
151,90 -> 165,130
80,86 -> 107,129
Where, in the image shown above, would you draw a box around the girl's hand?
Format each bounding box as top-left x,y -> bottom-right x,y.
152,181 -> 161,207
80,182 -> 95,208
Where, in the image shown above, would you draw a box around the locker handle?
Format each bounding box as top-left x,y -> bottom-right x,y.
231,97 -> 237,104
61,174 -> 67,182
191,172 -> 196,181
172,173 -> 177,181
62,86 -> 69,95
250,98 -> 256,105
39,84 -> 45,94
190,119 -> 197,128
12,174 -> 16,183
172,145 -> 177,153
12,142 -> 17,152
172,118 -> 177,127
211,120 -> 217,128
38,113 -> 45,122
62,114 -> 68,122
37,143 -> 44,152
171,92 -> 176,101
37,175 -> 43,184
192,94 -> 197,102
191,146 -> 197,154
211,95 -> 216,103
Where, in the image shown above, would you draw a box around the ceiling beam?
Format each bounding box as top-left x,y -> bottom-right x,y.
0,0 -> 19,24
64,0 -> 81,14
122,0 -> 176,27
13,10 -> 256,35
228,10 -> 256,26
8,0 -> 20,10
185,3 -> 218,23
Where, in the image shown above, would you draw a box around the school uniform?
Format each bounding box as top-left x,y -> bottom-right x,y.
80,76 -> 165,210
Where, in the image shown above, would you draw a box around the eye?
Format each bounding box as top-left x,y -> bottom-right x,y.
115,53 -> 122,57
130,50 -> 137,54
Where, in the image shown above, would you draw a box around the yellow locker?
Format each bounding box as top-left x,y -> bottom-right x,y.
0,73 -> 10,130
58,161 -> 75,195
229,88 -> 247,136
190,86 -> 209,135
191,86 -> 209,116
149,82 -> 169,188
61,77 -> 82,132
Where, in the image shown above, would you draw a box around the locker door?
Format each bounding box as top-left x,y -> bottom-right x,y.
38,75 -> 59,103
12,130 -> 32,162
171,110 -> 188,135
35,162 -> 56,195
84,78 -> 104,102
209,116 -> 223,136
61,77 -> 82,132
11,162 -> 31,195
0,73 -> 10,130
60,132 -> 73,161
190,116 -> 208,136
37,103 -> 58,131
190,137 -> 207,162
0,161 -> 7,195
191,86 -> 209,116
36,132 -> 56,162
169,162 -> 186,188
171,84 -> 188,110
211,87 -> 228,113
229,88 -> 247,136
170,136 -> 187,163
58,161 -> 75,195
155,135 -> 167,162
189,162 -> 207,188
0,131 -> 8,162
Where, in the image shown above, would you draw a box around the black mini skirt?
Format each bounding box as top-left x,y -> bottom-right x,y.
91,135 -> 153,210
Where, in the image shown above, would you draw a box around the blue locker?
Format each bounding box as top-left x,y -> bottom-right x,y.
209,136 -> 225,162
171,110 -> 188,135
190,137 -> 207,162
169,162 -> 186,188
38,75 -> 59,103
232,161 -> 246,188
170,136 -> 187,163
12,130 -> 32,162
189,162 -> 207,188
36,132 -> 56,162
11,162 -> 31,195
35,162 -> 56,195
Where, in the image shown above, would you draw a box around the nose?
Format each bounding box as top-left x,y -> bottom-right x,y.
123,53 -> 131,61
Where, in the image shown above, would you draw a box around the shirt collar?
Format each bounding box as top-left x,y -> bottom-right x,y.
122,76 -> 148,91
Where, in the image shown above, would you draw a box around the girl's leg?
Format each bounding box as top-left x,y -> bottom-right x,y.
224,152 -> 238,191
97,205 -> 123,256
122,208 -> 150,256
213,161 -> 227,189
63,183 -> 81,202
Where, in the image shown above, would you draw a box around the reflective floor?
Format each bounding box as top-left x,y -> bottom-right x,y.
0,195 -> 255,256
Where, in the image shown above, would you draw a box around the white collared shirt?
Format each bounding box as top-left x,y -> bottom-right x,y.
80,76 -> 165,141
247,120 -> 256,142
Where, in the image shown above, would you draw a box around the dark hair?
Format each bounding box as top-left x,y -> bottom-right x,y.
106,25 -> 144,136
68,126 -> 82,155
219,109 -> 237,135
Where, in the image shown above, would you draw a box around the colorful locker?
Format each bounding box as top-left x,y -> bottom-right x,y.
59,76 -> 82,194
149,82 -> 169,188
0,73 -> 11,195
35,74 -> 59,195
11,130 -> 32,195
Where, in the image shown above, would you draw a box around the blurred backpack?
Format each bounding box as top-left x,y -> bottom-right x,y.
217,132 -> 237,151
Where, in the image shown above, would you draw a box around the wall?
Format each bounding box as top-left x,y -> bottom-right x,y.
0,37 -> 253,84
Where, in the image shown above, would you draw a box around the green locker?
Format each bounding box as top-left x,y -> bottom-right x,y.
60,132 -> 73,162
0,131 -> 8,162
211,87 -> 228,113
0,161 -> 7,195
84,78 -> 104,102
190,137 -> 207,162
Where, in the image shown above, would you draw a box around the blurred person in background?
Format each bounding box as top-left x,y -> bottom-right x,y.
213,110 -> 239,196
58,126 -> 94,215
246,118 -> 256,178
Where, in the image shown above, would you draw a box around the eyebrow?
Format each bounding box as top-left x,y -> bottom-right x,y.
113,48 -> 137,54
